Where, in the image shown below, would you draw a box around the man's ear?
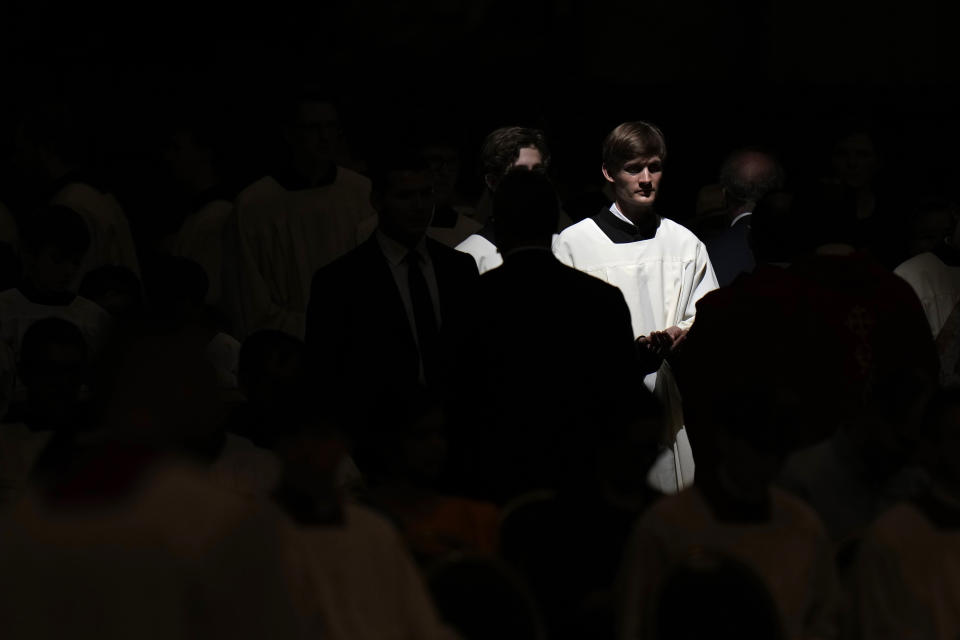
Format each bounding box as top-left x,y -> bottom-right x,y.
601,164 -> 615,184
484,173 -> 498,192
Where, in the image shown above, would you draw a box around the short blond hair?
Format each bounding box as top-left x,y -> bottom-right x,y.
602,121 -> 666,173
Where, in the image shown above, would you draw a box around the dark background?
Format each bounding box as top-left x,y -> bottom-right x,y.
2,0 -> 958,227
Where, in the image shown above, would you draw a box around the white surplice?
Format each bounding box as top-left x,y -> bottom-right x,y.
553,204 -> 718,493
51,181 -> 141,289
226,168 -> 376,340
895,250 -> 960,338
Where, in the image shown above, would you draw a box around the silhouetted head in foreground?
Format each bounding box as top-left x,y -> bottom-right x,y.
650,551 -> 783,640
480,127 -> 550,194
428,554 -> 545,640
493,170 -> 560,253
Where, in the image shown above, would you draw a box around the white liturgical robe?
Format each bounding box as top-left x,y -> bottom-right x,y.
854,496 -> 960,640
456,233 -> 503,274
173,199 -> 233,306
553,205 -> 717,339
895,250 -> 960,338
228,168 -> 376,339
553,204 -> 718,493
51,181 -> 141,289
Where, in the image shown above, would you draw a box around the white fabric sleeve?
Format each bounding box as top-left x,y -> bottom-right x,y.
677,242 -> 719,331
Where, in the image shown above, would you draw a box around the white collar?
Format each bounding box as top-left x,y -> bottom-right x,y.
610,202 -> 635,226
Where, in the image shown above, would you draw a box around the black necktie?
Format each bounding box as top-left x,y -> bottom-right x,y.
407,252 -> 440,384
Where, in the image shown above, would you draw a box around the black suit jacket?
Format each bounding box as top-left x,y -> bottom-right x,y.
704,215 -> 755,287
306,233 -> 479,408
445,248 -> 643,502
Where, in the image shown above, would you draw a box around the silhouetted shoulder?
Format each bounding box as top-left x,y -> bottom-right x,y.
769,487 -> 830,537
427,238 -> 480,276
309,236 -> 377,288
235,176 -> 286,208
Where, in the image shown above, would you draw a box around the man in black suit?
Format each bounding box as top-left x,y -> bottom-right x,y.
446,171 -> 652,503
702,148 -> 784,286
306,150 -> 479,417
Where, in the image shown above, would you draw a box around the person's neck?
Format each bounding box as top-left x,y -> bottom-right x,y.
379,226 -> 425,251
275,483 -> 344,526
615,200 -> 657,228
290,159 -> 337,189
45,158 -> 75,186
500,237 -> 553,257
19,278 -> 76,305
189,167 -> 219,197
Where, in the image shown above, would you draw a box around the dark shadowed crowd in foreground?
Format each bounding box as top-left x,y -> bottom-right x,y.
1,84 -> 960,640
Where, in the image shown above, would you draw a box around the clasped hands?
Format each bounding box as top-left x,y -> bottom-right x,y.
635,326 -> 687,374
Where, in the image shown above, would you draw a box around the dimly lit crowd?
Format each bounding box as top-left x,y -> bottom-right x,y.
0,80 -> 959,640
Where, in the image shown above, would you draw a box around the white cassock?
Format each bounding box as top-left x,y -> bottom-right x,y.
208,433 -> 283,499
50,181 -> 141,289
894,250 -> 960,338
286,503 -> 458,640
854,497 -> 960,640
456,233 -> 502,274
172,199 -> 234,306
553,204 -> 718,493
617,487 -> 841,640
226,168 -> 376,340
0,459 -> 314,639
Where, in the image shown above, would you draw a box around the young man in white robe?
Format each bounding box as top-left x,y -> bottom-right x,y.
553,121 -> 718,493
225,91 -> 376,340
456,126 -> 570,273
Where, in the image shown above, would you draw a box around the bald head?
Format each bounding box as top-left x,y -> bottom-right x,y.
719,149 -> 784,212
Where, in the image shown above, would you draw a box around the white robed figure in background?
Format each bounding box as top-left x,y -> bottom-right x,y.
554,121 -> 717,494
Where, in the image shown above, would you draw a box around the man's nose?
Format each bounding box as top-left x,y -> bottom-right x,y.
638,168 -> 652,182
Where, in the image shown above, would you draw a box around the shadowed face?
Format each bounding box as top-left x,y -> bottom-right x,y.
285,100 -> 340,175
25,245 -> 83,294
831,133 -> 878,189
603,155 -> 663,210
375,169 -> 435,246
422,144 -> 460,204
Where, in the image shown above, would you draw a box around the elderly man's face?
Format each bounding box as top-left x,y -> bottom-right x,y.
604,155 -> 663,209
